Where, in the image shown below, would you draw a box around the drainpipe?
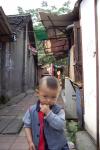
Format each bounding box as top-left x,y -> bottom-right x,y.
94,0 -> 99,150
66,24 -> 74,31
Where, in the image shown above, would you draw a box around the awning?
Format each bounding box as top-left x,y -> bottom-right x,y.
39,6 -> 79,39
39,3 -> 79,59
0,7 -> 12,41
0,7 -> 12,35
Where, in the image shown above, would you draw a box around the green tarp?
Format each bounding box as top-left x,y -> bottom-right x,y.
34,29 -> 48,41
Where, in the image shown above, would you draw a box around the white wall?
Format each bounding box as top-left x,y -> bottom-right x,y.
80,0 -> 97,142
97,0 -> 100,140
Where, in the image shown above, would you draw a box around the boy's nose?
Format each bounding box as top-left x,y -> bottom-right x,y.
47,98 -> 51,102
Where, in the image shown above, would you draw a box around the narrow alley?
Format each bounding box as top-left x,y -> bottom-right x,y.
0,0 -> 100,150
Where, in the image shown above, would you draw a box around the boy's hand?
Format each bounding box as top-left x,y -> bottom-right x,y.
29,142 -> 36,150
40,104 -> 51,115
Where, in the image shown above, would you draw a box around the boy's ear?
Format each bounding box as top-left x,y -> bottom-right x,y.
35,89 -> 39,96
35,88 -> 39,92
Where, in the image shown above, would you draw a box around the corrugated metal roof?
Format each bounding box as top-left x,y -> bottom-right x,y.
39,6 -> 79,39
39,4 -> 79,59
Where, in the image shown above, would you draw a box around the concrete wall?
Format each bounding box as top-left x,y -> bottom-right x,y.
0,43 -> 7,98
25,25 -> 36,90
0,25 -> 37,99
28,55 -> 36,89
0,46 -> 1,97
97,0 -> 100,140
80,0 -> 97,142
4,30 -> 24,98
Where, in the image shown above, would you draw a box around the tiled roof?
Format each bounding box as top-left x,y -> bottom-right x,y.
7,14 -> 31,32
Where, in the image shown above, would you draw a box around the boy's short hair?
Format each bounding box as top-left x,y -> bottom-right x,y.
39,76 -> 60,90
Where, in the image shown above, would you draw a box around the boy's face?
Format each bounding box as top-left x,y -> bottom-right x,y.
37,83 -> 59,105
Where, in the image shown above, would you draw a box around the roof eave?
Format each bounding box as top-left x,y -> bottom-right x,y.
0,7 -> 12,35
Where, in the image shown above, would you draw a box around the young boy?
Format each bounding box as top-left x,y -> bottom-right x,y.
23,76 -> 69,150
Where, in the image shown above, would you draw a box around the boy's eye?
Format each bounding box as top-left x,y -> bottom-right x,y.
43,95 -> 48,98
41,95 -> 57,99
51,96 -> 56,99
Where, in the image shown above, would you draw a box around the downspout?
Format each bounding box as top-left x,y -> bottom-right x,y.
94,0 -> 99,150
66,24 -> 74,31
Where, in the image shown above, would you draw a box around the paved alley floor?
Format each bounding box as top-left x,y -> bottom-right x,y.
0,129 -> 28,150
0,91 -> 37,150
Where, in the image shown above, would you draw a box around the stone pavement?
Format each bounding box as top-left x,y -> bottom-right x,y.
0,129 -> 28,150
0,90 -> 37,150
0,91 -> 37,134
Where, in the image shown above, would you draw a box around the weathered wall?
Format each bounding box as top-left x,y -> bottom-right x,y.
0,43 -> 7,98
0,46 -> 1,97
27,54 -> 36,89
4,30 -> 24,98
1,25 -> 37,99
25,25 -> 36,90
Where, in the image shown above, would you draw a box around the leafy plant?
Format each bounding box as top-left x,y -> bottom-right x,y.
67,120 -> 80,143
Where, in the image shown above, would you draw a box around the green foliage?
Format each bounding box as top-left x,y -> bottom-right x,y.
41,1 -> 48,7
17,0 -> 71,65
57,1 -> 71,14
17,7 -> 24,14
17,0 -> 71,25
67,120 -> 80,143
